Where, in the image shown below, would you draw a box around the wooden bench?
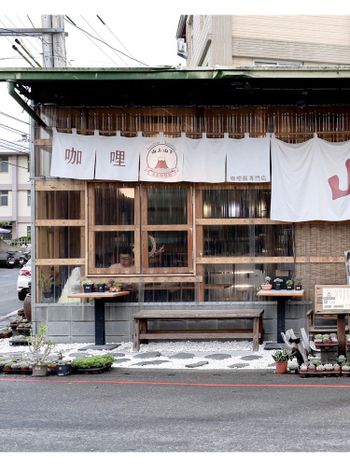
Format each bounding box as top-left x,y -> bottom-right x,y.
133,309 -> 264,352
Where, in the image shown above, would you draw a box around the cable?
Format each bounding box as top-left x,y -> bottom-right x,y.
80,15 -> 128,66
73,16 -> 122,67
96,14 -> 136,60
64,16 -> 148,66
0,156 -> 29,170
0,111 -> 30,126
12,44 -> 36,67
0,144 -> 29,155
4,14 -> 40,65
0,138 -> 29,150
0,122 -> 30,137
15,38 -> 42,68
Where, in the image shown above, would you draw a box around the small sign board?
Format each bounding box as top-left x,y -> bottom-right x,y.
322,287 -> 350,310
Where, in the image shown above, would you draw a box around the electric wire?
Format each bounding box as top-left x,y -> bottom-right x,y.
80,15 -> 128,66
64,15 -> 148,66
72,16 -> 122,67
0,138 -> 29,151
0,156 -> 29,170
4,14 -> 40,64
14,39 -> 42,68
0,111 -> 30,126
11,44 -> 36,67
96,14 -> 136,60
0,122 -> 30,137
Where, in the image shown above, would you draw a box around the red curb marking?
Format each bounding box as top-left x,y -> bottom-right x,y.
1,377 -> 350,389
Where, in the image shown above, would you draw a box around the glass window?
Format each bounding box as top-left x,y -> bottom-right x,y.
95,231 -> 135,270
36,227 -> 82,259
27,190 -> 31,207
36,265 -> 84,304
0,156 -> 8,173
147,186 -> 187,225
202,188 -> 270,218
147,231 -> 188,268
0,191 -> 8,206
95,185 -> 135,225
36,191 -> 82,219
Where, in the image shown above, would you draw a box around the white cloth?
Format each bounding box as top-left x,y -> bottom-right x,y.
271,136 -> 350,221
226,135 -> 270,183
50,129 -> 96,179
183,135 -> 227,182
94,134 -> 141,181
139,135 -> 185,182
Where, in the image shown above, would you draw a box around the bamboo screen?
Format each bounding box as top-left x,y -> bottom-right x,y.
34,105 -> 350,303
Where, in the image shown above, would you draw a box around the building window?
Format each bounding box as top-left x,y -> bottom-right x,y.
0,156 -> 8,173
26,225 -> 31,237
0,191 -> 8,206
27,190 -> 31,207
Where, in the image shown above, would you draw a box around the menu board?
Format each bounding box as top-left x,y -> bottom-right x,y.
322,287 -> 350,310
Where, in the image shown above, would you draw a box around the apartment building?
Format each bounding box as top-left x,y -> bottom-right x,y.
0,151 -> 31,239
176,15 -> 350,67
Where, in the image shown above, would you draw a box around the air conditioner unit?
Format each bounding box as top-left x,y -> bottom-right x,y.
177,38 -> 187,59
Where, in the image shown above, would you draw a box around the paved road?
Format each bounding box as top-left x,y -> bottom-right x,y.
0,266 -> 22,320
0,369 -> 350,452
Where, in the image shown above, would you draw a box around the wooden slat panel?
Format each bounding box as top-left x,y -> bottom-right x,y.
35,220 -> 85,227
134,309 -> 263,318
36,258 -> 85,266
35,180 -> 85,191
139,332 -> 255,340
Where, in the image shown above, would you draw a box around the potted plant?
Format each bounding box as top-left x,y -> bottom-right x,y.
273,277 -> 284,290
0,325 -> 12,338
28,325 -> 55,377
260,276 -> 272,290
56,360 -> 72,376
107,279 -> 122,292
39,272 -> 54,299
95,281 -> 107,293
285,279 -> 294,290
272,349 -> 291,374
295,279 -> 303,290
71,355 -> 115,374
81,278 -> 94,293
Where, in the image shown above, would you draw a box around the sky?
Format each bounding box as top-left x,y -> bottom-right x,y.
1,0 -> 350,150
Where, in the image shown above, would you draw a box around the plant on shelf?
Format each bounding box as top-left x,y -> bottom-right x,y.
95,281 -> 107,293
260,276 -> 272,290
294,279 -> 303,290
107,279 -> 123,292
81,278 -> 94,293
273,277 -> 284,290
28,325 -> 55,376
285,279 -> 294,290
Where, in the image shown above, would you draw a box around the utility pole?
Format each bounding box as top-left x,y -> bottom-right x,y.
41,15 -> 67,67
0,15 -> 67,67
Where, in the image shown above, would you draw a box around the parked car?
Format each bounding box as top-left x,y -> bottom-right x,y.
17,258 -> 31,300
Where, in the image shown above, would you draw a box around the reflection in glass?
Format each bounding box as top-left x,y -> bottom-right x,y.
37,227 -> 82,259
202,189 -> 270,218
147,231 -> 188,268
95,231 -> 134,269
147,186 -> 187,225
143,283 -> 194,302
95,185 -> 134,225
204,225 -> 293,256
36,265 -> 84,304
37,191 -> 82,219
204,263 -> 295,301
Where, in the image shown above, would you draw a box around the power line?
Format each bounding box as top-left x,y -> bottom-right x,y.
14,39 -> 42,67
0,122 -> 30,137
0,156 -> 29,170
0,144 -> 29,155
96,14 -> 136,61
12,44 -> 36,67
72,16 -> 122,67
80,15 -> 128,66
0,138 -> 29,151
64,15 -> 148,66
0,111 -> 30,125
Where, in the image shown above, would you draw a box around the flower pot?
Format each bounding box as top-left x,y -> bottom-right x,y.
275,361 -> 288,374
96,284 -> 106,293
83,284 -> 93,293
56,363 -> 72,376
32,364 -> 48,377
261,284 -> 272,290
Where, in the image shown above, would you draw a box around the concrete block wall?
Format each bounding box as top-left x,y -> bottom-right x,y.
33,300 -> 312,345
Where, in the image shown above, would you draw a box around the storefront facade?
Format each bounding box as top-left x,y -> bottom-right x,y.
2,67 -> 350,343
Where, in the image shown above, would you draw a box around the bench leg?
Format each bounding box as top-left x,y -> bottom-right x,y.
253,318 -> 259,351
133,319 -> 140,351
259,316 -> 264,344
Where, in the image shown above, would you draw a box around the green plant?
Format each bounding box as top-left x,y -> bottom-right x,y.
28,325 -> 55,366
286,279 -> 294,287
272,349 -> 291,362
81,278 -> 94,286
263,276 -> 271,284
39,272 -> 54,294
273,277 -> 283,283
71,355 -> 115,369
